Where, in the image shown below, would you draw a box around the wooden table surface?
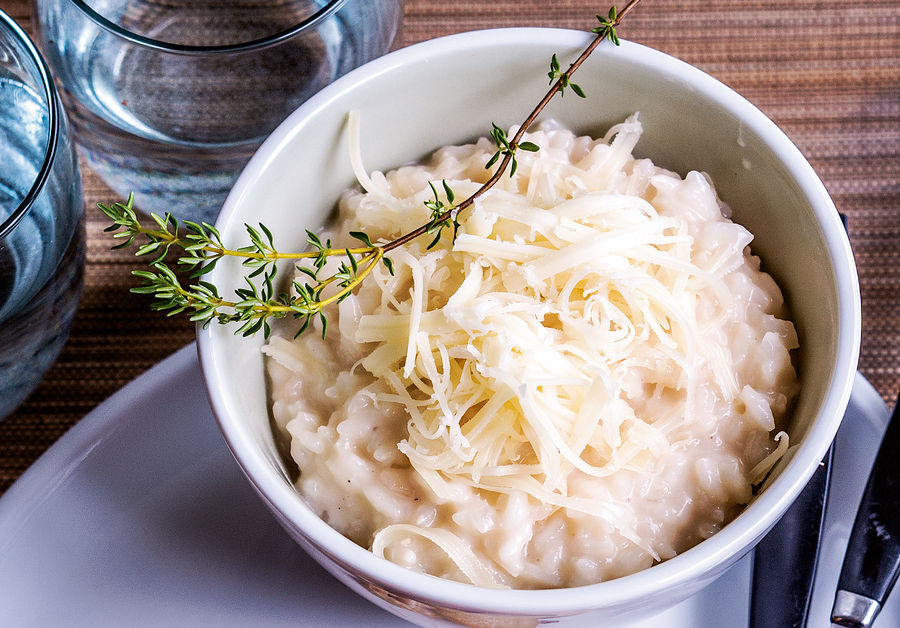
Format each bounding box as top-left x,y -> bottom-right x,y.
1,0 -> 898,493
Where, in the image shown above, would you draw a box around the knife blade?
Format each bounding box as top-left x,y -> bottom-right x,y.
749,442 -> 834,628
831,390 -> 900,628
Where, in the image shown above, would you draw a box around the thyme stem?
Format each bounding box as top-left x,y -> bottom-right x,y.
382,0 -> 642,254
315,249 -> 384,310
131,222 -> 372,261
103,3 -> 642,338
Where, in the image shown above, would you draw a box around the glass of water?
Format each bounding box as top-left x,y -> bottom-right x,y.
0,10 -> 84,420
32,0 -> 404,223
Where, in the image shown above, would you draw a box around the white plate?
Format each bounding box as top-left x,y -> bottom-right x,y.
0,344 -> 894,627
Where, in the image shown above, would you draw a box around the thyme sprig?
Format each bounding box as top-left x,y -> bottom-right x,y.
99,195 -> 382,337
103,1 -> 642,338
372,0 -> 640,255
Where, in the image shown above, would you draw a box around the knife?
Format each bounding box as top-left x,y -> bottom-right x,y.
831,390 -> 900,628
749,442 -> 834,628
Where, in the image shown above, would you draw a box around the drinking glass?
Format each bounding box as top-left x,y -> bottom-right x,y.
32,0 -> 404,223
0,10 -> 84,420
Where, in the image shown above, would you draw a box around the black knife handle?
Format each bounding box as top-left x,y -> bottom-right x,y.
833,391 -> 900,627
750,443 -> 833,628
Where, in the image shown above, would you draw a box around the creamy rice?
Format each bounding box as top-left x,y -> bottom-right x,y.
263,115 -> 799,589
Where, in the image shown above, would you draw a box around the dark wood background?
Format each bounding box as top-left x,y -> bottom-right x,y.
1,0 -> 898,492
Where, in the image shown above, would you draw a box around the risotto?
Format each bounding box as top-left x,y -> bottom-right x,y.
263,114 -> 800,589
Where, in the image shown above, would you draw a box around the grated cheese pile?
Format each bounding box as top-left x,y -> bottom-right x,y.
263,115 -> 800,588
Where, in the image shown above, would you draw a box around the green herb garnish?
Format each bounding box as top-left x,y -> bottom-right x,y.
101,1 -> 641,339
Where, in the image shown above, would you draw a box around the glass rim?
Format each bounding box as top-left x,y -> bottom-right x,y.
0,9 -> 59,241
67,0 -> 350,55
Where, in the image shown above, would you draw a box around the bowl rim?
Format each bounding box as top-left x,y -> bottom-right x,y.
198,26 -> 861,615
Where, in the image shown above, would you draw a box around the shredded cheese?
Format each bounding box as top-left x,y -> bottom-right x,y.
264,114 -> 799,588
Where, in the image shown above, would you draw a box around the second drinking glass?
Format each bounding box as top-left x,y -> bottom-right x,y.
33,0 -> 404,223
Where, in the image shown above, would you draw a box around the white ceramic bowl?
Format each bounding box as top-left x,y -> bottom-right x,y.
198,28 -> 861,626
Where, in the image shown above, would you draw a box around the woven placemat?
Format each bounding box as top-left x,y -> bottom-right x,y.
1,0 -> 898,492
